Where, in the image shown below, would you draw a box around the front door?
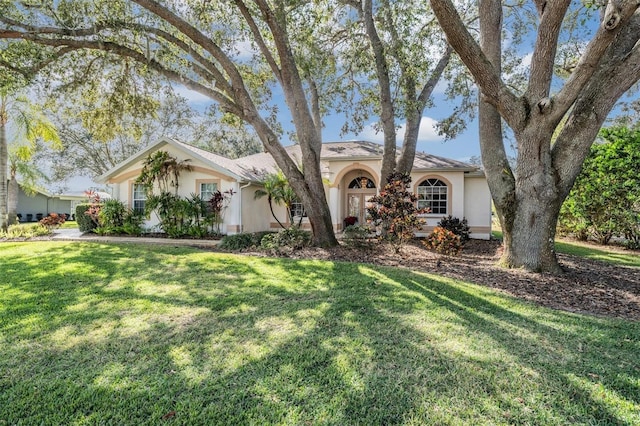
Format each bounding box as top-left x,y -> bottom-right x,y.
346,192 -> 376,226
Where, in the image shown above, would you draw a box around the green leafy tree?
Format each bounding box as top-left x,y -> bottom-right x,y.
0,90 -> 60,229
430,0 -> 640,272
560,127 -> 640,247
0,0 -> 339,246
39,87 -> 262,182
337,0 -> 473,180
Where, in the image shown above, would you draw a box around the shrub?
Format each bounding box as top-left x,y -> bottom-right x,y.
39,213 -> 66,230
622,211 -> 640,249
437,215 -> 471,243
342,224 -> 371,248
121,211 -> 145,236
260,227 -> 312,252
367,172 -> 427,253
76,203 -> 98,233
423,226 -> 463,256
98,199 -> 127,229
146,191 -> 233,238
219,232 -> 272,250
559,127 -> 640,245
0,223 -> 51,239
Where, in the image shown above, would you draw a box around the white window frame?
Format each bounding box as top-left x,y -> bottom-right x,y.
199,182 -> 218,202
417,178 -> 448,215
132,183 -> 147,214
290,202 -> 306,218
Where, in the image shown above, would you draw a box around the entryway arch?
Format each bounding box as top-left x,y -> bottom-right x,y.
342,169 -> 378,228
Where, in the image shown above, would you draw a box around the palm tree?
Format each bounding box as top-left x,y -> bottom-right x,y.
254,170 -> 304,229
254,171 -> 289,229
8,146 -> 50,225
0,90 -> 60,230
0,92 -> 8,231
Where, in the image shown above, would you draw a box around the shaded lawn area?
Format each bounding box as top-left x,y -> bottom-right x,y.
493,230 -> 640,268
1,242 -> 638,425
554,240 -> 640,268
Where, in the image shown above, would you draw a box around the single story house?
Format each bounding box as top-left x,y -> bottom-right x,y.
16,185 -> 86,222
97,138 -> 492,239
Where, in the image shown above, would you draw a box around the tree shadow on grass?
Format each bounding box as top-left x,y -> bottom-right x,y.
1,243 -> 638,424
398,270 -> 640,421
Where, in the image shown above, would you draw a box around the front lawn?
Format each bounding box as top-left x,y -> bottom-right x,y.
1,241 -> 638,425
59,219 -> 78,229
492,229 -> 640,268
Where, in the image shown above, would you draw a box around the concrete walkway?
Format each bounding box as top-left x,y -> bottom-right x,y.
52,228 -> 221,247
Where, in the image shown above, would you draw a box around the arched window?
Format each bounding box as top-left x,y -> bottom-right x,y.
348,176 -> 376,189
417,178 -> 448,214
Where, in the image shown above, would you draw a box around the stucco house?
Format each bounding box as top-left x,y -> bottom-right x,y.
97,137 -> 492,239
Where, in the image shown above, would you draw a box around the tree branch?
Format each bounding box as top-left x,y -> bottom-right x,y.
124,22 -> 234,96
0,30 -> 240,115
524,0 -> 571,105
417,45 -> 453,107
429,0 -> 525,131
552,0 -> 640,123
232,0 -> 282,84
553,12 -> 640,192
131,0 -> 248,99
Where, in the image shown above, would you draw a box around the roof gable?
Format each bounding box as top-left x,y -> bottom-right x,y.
97,138 -> 249,183
98,138 -> 477,184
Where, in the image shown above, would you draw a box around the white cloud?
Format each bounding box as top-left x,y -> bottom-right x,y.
173,84 -> 212,105
358,117 -> 444,143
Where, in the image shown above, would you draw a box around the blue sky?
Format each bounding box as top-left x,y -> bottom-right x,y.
173,84 -> 483,163
63,83 -> 482,193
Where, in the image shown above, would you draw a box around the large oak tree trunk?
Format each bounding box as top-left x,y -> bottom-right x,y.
506,196 -> 562,273
431,0 -> 640,273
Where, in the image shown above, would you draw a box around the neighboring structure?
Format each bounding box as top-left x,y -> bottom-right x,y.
16,185 -> 86,222
97,138 -> 492,239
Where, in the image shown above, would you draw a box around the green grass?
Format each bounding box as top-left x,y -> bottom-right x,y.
1,241 -> 638,425
59,220 -> 78,229
492,230 -> 640,268
554,240 -> 640,268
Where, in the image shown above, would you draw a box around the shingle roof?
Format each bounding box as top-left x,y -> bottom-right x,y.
229,141 -> 475,174
98,138 -> 477,184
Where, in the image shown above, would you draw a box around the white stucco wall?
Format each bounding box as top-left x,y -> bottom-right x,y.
103,142 -> 492,238
239,183 -> 272,233
324,161 -> 492,239
106,143 -> 242,234
463,175 -> 492,240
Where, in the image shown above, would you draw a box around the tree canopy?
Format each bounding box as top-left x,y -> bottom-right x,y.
0,0 -> 340,245
429,0 -> 640,272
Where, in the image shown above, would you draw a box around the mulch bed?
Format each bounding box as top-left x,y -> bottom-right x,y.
236,239 -> 640,321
